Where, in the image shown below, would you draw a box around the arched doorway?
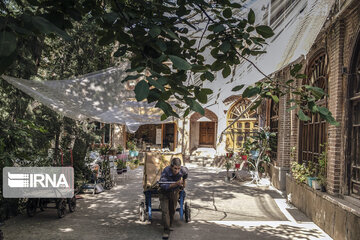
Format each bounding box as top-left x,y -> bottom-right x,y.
225,98 -> 258,152
347,32 -> 360,198
189,109 -> 218,149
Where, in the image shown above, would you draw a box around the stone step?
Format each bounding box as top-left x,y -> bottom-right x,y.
188,156 -> 215,167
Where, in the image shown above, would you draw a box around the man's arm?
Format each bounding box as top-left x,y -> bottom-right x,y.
170,179 -> 183,189
159,168 -> 183,190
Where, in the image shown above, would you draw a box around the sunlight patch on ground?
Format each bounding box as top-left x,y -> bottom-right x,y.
58,228 -> 74,232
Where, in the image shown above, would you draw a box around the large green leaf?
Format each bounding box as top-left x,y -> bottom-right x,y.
248,9 -> 255,25
255,25 -> 274,38
147,77 -> 165,91
156,39 -> 167,52
223,8 -> 232,18
242,86 -> 260,98
213,24 -> 226,33
156,100 -> 176,117
219,41 -> 231,53
203,71 -> 215,81
0,31 -> 17,57
298,109 -> 310,121
190,99 -> 205,115
232,84 -> 245,92
304,85 -> 326,99
183,107 -> 191,118
317,106 -> 339,126
201,88 -> 213,95
169,55 -> 192,70
211,60 -> 225,71
195,90 -> 207,104
134,80 -> 149,101
32,16 -> 71,41
149,26 -> 161,38
286,105 -> 297,112
222,65 -> 231,78
162,28 -> 180,40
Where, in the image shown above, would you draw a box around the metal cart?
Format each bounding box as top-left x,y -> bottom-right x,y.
139,183 -> 191,223
26,148 -> 76,218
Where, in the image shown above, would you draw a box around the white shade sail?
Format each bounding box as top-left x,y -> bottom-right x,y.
2,64 -> 173,132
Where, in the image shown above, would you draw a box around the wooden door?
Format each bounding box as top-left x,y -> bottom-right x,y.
199,122 -> 215,146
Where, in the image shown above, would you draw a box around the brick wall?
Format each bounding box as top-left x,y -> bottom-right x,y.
277,70 -> 291,168
326,19 -> 345,195
289,2 -> 360,196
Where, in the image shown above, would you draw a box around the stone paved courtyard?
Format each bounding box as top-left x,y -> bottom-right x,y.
2,164 -> 331,239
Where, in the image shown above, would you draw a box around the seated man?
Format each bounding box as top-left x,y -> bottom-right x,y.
159,158 -> 188,239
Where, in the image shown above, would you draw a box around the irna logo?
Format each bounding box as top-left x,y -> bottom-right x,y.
8,172 -> 69,188
3,167 -> 74,198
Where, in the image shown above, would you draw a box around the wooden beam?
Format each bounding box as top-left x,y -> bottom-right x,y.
161,123 -> 164,149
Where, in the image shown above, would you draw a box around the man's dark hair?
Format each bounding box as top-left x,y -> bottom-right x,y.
171,158 -> 181,167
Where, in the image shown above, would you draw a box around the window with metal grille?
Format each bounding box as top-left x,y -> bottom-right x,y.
269,99 -> 279,162
349,48 -> 360,199
226,98 -> 258,152
299,52 -> 328,166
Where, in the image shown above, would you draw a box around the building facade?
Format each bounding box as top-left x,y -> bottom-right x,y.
267,1 -> 360,238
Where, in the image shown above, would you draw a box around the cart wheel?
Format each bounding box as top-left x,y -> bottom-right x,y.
56,199 -> 67,218
139,202 -> 146,222
39,199 -> 48,211
26,199 -> 37,217
68,196 -> 77,212
185,202 -> 191,223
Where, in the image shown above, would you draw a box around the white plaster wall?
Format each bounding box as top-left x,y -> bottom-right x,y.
177,119 -> 190,155
190,121 -> 200,150
208,101 -> 228,156
113,124 -> 126,149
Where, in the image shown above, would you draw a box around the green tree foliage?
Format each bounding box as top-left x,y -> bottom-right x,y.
0,2 -> 117,220
0,0 -> 337,124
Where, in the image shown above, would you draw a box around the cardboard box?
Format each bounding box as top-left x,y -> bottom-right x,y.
143,152 -> 184,190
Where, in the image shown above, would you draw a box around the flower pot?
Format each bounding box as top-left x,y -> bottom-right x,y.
241,155 -> 247,160
117,169 -> 123,174
307,177 -> 317,188
321,185 -> 326,192
235,163 -> 241,169
312,180 -> 321,190
123,167 -> 128,173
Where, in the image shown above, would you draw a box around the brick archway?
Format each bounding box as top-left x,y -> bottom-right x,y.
189,109 -> 218,149
190,109 -> 218,122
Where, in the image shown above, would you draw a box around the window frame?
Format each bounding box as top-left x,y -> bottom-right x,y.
299,51 -> 328,166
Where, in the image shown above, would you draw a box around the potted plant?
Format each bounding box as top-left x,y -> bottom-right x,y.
316,144 -> 327,192
306,161 -> 317,188
127,141 -> 138,157
234,154 -> 241,170
290,161 -> 310,184
116,159 -> 124,174
128,158 -> 139,170
117,144 -> 124,154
